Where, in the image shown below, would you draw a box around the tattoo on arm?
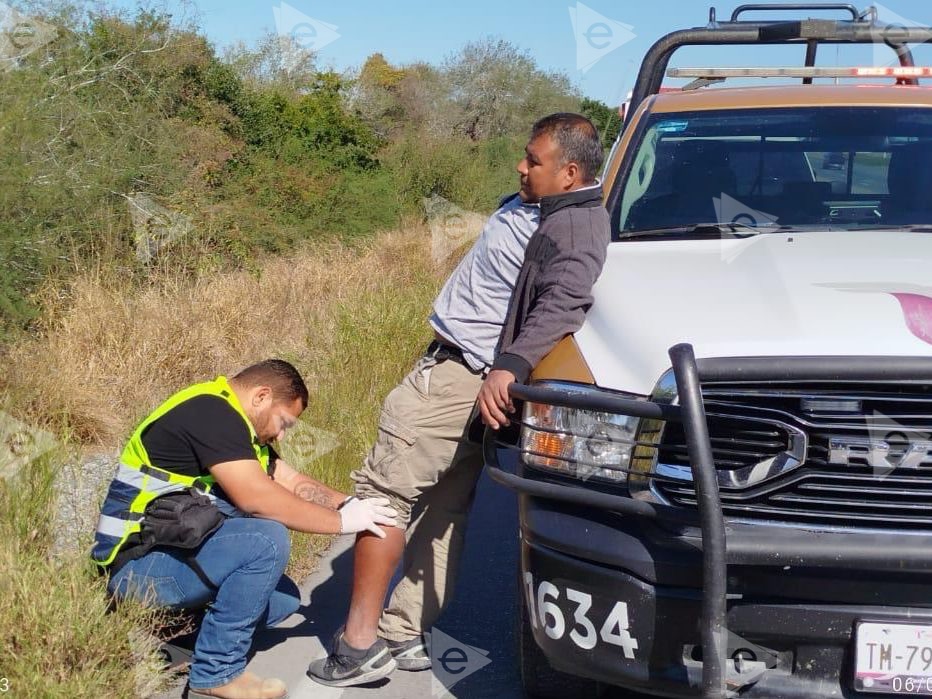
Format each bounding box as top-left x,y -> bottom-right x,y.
295,482 -> 335,508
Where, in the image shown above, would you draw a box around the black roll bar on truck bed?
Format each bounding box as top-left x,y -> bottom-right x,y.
626,3 -> 932,122
605,4 -> 932,220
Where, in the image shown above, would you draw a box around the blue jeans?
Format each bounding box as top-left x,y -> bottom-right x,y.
108,517 -> 299,690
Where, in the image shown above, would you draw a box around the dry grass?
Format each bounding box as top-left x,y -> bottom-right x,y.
0,545 -> 171,698
0,222 -> 477,694
1,223 -> 447,445
0,451 -> 170,698
0,220 -> 471,574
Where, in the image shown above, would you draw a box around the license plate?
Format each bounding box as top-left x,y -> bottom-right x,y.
855,622 -> 932,694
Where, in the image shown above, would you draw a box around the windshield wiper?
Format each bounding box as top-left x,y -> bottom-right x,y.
852,224 -> 932,232
618,221 -> 784,241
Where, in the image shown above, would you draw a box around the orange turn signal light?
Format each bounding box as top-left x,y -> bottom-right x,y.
527,431 -> 567,459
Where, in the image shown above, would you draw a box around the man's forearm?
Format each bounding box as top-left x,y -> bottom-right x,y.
254,492 -> 343,535
229,475 -> 343,534
493,303 -> 586,383
491,351 -> 534,384
292,476 -> 347,510
495,231 -> 606,382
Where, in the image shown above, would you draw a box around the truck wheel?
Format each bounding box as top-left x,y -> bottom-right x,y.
517,573 -> 601,699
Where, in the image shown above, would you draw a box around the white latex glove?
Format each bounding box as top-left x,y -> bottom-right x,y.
338,496 -> 398,538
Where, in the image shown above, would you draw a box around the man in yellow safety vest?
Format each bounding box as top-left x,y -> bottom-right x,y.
92,359 -> 397,699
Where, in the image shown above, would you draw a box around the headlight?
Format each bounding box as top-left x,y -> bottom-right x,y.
519,382 -> 641,483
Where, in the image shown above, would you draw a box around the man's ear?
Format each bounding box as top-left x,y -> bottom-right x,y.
252,385 -> 273,406
564,162 -> 580,188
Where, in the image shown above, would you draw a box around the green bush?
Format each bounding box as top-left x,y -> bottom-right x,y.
0,5 -> 615,332
383,134 -> 524,212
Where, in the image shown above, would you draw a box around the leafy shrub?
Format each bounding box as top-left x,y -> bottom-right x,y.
0,6 -> 616,333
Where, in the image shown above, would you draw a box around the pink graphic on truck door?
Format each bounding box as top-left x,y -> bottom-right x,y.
891,293 -> 932,346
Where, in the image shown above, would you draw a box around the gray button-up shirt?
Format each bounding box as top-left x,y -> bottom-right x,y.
429,195 -> 540,370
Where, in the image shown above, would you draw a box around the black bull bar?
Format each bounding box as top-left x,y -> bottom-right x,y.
484,344 -> 932,699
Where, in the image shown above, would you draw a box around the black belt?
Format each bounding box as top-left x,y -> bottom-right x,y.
426,341 -> 486,375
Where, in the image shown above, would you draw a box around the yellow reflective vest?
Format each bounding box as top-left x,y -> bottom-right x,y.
91,376 -> 270,568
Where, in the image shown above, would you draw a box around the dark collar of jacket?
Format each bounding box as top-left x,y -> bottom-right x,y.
539,183 -> 603,220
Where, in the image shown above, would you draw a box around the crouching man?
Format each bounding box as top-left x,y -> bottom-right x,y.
91,359 -> 397,699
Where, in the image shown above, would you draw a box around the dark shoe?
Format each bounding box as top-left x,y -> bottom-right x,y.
157,609 -> 201,671
307,633 -> 397,687
159,640 -> 194,672
386,635 -> 431,671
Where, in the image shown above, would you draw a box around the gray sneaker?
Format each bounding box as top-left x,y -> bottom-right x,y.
307,632 -> 397,687
386,635 -> 431,671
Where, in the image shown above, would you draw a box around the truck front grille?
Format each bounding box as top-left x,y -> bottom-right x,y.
652,382 -> 932,528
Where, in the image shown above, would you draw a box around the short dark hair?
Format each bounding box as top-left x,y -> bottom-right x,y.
233,359 -> 309,409
530,113 -> 603,183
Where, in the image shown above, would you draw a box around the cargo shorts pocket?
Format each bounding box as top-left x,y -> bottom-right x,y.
411,355 -> 438,398
364,409 -> 419,492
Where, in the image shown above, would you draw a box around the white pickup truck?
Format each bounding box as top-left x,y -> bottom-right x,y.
487,4 -> 932,698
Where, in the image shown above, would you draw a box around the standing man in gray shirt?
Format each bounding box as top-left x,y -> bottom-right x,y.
308,113 -> 606,687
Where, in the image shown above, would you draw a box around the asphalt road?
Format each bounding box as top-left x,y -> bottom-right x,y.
156,469 -> 651,699
158,472 -> 526,698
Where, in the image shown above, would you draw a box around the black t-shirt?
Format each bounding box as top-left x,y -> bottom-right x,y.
140,395 -> 259,478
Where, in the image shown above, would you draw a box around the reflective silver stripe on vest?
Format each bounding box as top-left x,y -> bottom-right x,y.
112,462 -> 218,502
95,513 -> 137,538
94,463 -> 223,560
115,462 -> 169,490
113,463 -> 189,497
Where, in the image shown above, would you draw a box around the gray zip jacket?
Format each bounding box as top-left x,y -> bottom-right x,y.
492,184 -> 610,383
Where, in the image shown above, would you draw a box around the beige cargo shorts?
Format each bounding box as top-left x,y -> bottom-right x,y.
351,352 -> 484,528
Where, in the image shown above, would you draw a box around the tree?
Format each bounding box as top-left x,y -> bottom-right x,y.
359,53 -> 405,89
223,32 -> 317,94
348,53 -> 409,138
580,97 -> 623,150
442,38 -> 579,141
394,62 -> 447,137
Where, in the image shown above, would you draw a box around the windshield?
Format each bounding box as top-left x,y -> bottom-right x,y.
615,106 -> 932,239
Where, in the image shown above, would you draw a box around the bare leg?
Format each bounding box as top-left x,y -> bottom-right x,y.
343,526 -> 405,649
339,357 -> 482,651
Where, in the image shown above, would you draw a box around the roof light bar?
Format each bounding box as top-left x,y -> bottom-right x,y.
668,66 -> 932,79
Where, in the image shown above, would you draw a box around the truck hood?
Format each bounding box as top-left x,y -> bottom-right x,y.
574,230 -> 932,395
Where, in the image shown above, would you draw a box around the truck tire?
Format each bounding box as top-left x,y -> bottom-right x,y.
517,572 -> 601,699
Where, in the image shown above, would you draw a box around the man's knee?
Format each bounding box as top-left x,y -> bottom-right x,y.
351,478 -> 412,531
256,518 -> 291,558
350,414 -> 416,528
240,518 -> 291,570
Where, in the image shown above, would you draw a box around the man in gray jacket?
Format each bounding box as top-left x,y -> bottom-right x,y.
478,116 -> 611,428
309,113 -> 608,687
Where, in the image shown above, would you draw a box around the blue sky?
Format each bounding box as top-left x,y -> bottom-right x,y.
111,0 -> 932,106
